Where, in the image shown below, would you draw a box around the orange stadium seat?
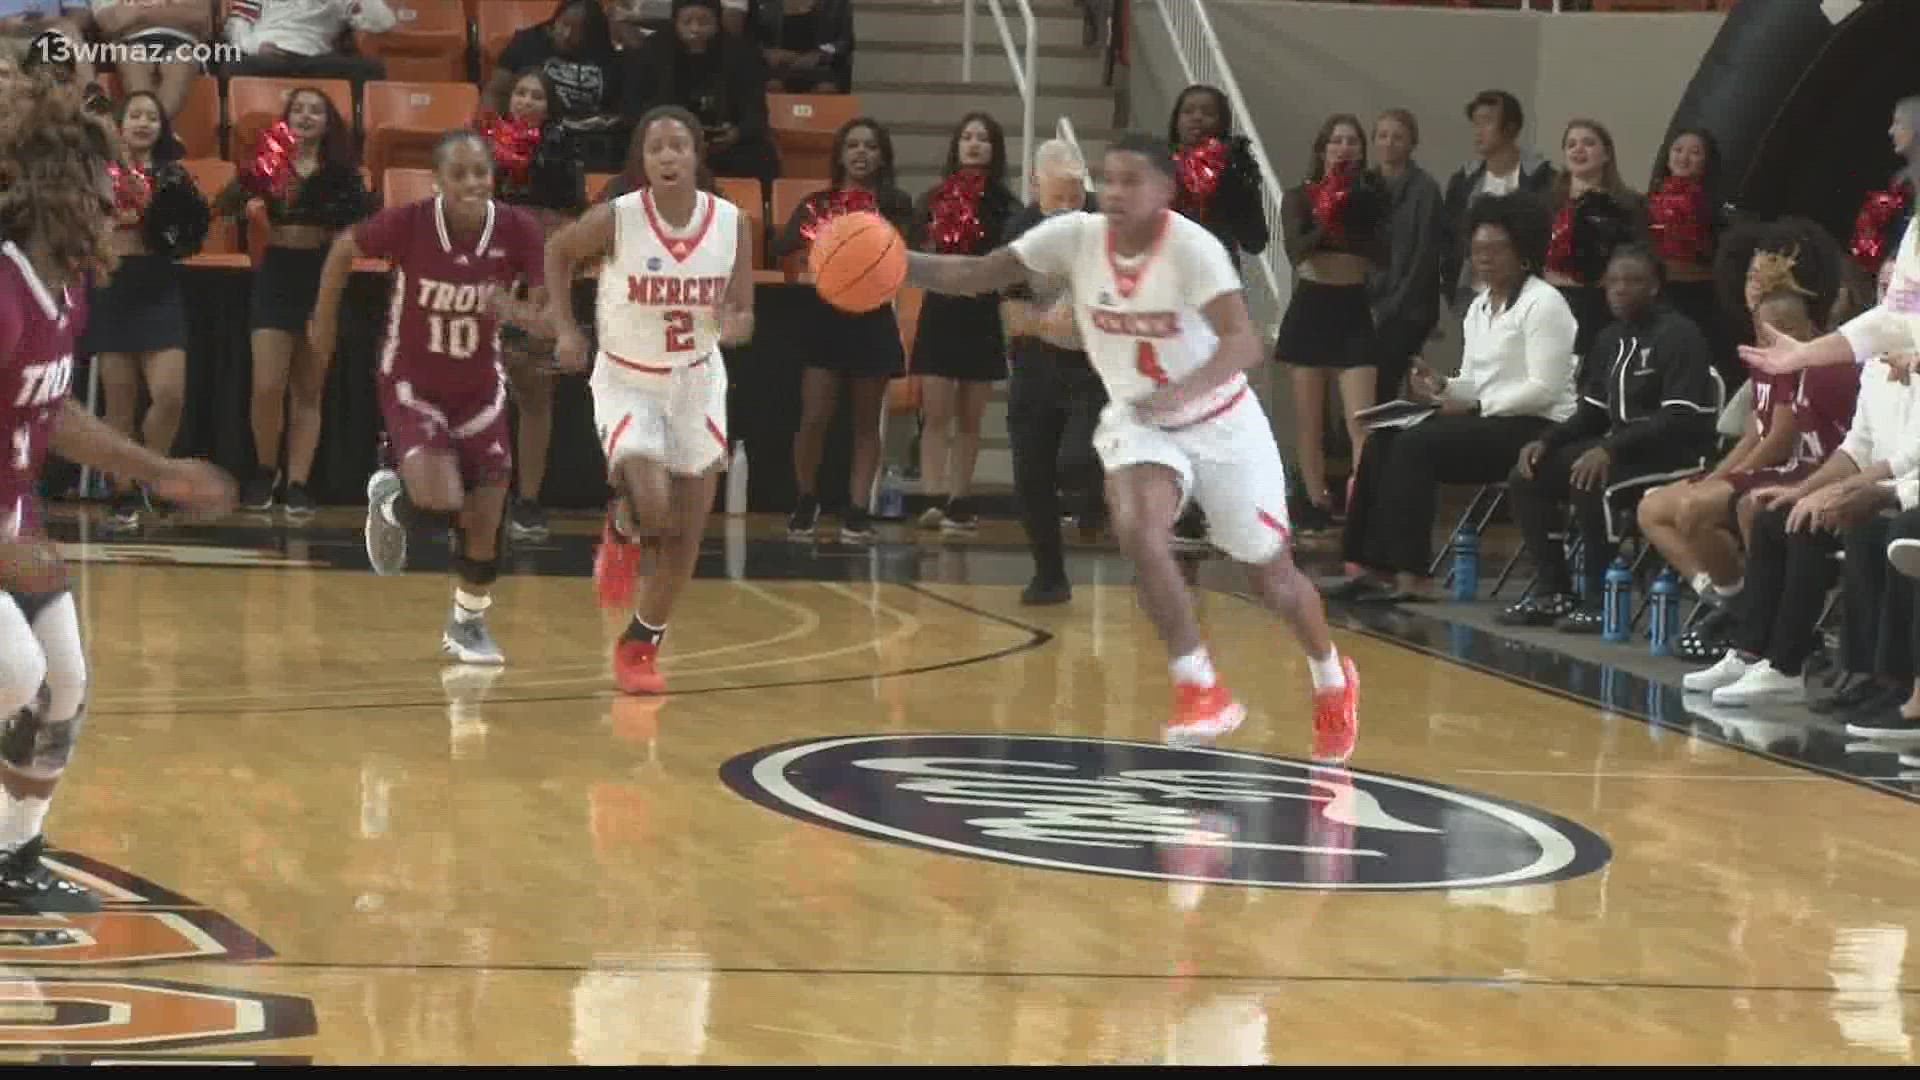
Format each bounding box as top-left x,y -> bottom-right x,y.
586,171 -> 616,202
766,93 -> 861,180
226,76 -> 355,161
357,0 -> 469,82
382,166 -> 437,208
173,76 -> 223,159
362,80 -> 481,183
769,176 -> 819,274
714,176 -> 764,268
476,0 -> 553,86
180,158 -> 241,259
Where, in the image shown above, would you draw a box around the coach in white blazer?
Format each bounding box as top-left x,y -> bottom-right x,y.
1333,191 -> 1578,602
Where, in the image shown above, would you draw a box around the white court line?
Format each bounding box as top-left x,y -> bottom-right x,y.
1456,769 -> 1920,782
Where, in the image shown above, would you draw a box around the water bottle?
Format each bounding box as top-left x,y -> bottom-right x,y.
724,442 -> 749,515
1601,557 -> 1634,643
1451,527 -> 1479,602
877,466 -> 906,520
1647,569 -> 1680,657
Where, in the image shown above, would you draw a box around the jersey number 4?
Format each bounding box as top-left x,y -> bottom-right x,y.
1135,341 -> 1169,386
427,315 -> 482,360
664,310 -> 695,353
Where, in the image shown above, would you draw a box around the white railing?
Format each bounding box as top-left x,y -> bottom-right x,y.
961,0 -> 1037,201
1151,0 -> 1290,314
1055,116 -> 1096,193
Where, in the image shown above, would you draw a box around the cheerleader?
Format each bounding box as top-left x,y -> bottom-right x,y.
1647,127 -> 1738,389
1848,97 -> 1919,281
1167,83 -> 1268,270
1543,118 -> 1644,361
80,91 -> 209,532
215,87 -> 370,516
777,116 -> 913,543
480,67 -> 588,542
908,111 -> 1017,533
1274,113 -> 1387,530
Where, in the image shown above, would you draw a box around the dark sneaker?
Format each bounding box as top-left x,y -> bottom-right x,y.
1021,577 -> 1071,606
240,471 -> 277,511
107,490 -> 142,532
507,499 -> 549,543
787,494 -> 820,539
1496,592 -> 1578,627
840,506 -> 876,542
282,483 -> 315,520
0,836 -> 99,913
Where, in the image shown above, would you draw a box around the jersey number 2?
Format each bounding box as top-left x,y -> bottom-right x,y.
664,310 -> 694,353
428,315 -> 481,360
1135,341 -> 1169,386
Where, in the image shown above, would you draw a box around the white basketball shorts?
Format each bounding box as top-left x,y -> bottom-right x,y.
590,351 -> 730,477
1093,386 -> 1293,564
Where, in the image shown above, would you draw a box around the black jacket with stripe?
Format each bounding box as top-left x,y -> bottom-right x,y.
1539,303 -> 1719,468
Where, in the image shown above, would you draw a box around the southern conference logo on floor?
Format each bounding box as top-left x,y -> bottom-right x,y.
721,735 -> 1612,890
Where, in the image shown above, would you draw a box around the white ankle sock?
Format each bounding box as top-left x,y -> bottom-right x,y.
454,589 -> 490,622
1691,571 -> 1715,596
1170,648 -> 1216,688
0,793 -> 50,851
1307,649 -> 1346,691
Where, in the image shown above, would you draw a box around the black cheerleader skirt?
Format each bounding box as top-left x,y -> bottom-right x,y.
798,292 -> 905,379
1558,283 -> 1612,361
249,245 -> 329,333
1275,279 -> 1374,369
910,292 -> 1007,382
81,253 -> 187,355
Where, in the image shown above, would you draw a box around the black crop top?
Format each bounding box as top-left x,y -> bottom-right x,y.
216,159 -> 369,230
1281,171 -> 1389,268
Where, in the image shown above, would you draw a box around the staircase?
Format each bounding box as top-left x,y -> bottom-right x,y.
854,0 -> 1120,496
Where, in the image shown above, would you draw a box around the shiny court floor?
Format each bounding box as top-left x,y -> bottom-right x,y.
2,509 -> 1916,1065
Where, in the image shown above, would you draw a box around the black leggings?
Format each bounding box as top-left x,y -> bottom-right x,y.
1737,504 -> 1857,677
1851,509 -> 1920,681
1342,413 -> 1547,577
1007,345 -> 1107,584
1506,438 -> 1697,600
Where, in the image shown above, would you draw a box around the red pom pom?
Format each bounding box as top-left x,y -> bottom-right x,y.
799,187 -> 879,245
1851,184 -> 1912,272
929,169 -> 988,254
1546,201 -> 1575,277
1305,163 -> 1355,245
105,161 -> 152,222
1174,137 -> 1228,217
477,110 -> 542,187
245,120 -> 298,201
1648,176 -> 1709,262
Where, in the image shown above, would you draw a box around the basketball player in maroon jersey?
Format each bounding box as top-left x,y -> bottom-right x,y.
0,76 -> 234,910
310,131 -> 549,665
543,106 -> 755,695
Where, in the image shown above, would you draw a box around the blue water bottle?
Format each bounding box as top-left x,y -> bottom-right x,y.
877,466 -> 905,520
1602,557 -> 1633,643
1451,527 -> 1479,601
1647,569 -> 1679,657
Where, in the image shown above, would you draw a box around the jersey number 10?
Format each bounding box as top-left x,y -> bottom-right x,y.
427,315 -> 482,360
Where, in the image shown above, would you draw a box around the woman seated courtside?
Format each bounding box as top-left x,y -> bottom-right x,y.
1333,192 -> 1577,602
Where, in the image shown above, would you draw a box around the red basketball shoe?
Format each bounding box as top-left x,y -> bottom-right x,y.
613,635 -> 666,695
1311,656 -> 1360,764
1164,682 -> 1246,745
594,519 -> 640,611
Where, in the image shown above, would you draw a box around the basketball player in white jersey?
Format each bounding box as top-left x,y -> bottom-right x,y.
544,105 -> 754,695
903,133 -> 1358,759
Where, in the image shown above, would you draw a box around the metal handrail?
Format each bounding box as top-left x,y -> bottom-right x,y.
1150,0 -> 1289,313
961,0 -> 1038,201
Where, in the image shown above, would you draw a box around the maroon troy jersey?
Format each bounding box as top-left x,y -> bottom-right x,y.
355,197 -> 545,394
1750,372 -> 1795,438
1788,361 -> 1861,470
0,243 -> 83,535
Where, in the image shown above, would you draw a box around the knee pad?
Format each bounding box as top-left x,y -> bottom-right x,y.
0,683 -> 80,781
453,553 -> 500,587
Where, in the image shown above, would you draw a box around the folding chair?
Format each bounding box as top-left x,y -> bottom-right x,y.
1428,482 -> 1507,581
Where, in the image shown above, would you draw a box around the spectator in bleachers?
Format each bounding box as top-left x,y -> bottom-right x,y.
222,0 -> 395,83
87,0 -> 210,116
1496,244 -> 1719,632
1274,112 -> 1386,533
483,66 -> 586,543
1686,333 -> 1920,711
1165,83 -> 1265,274
744,0 -> 852,94
214,86 -> 370,513
908,110 -> 1014,533
1647,127 -> 1737,389
18,25 -> 103,109
1639,249 -> 1856,665
1332,191 -> 1575,604
1440,90 -> 1554,316
488,0 -> 625,171
778,116 -> 913,544
624,0 -> 777,185
1367,106 -> 1441,405
1543,119 -> 1645,361
1847,98 -> 1919,282
0,2 -> 88,80
1000,137 -> 1103,605
82,89 -> 209,531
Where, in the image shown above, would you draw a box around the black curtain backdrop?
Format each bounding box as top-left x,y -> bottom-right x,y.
55,268 -> 861,516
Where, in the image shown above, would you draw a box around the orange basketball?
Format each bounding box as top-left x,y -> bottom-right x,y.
809,211 -> 907,314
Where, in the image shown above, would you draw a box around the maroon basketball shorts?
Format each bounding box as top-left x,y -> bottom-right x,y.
377,372 -> 513,488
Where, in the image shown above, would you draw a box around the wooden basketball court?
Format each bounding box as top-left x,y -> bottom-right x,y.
1,508 -> 1914,1065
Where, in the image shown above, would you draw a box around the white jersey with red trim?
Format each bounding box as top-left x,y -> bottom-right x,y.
594,187 -> 740,377
1008,209 -> 1247,429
